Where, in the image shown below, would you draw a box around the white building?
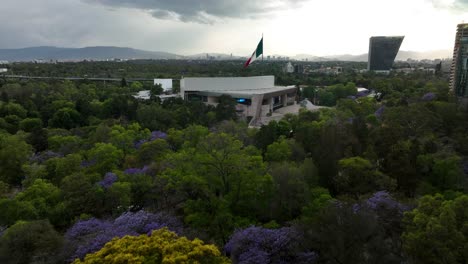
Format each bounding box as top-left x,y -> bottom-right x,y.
0,68 -> 7,73
180,76 -> 297,123
283,62 -> 294,73
154,79 -> 173,92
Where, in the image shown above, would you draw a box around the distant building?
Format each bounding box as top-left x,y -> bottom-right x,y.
154,79 -> 173,92
310,66 -> 342,75
283,62 -> 294,73
450,23 -> 468,103
0,68 -> 7,73
368,36 -> 404,71
294,64 -> 304,74
180,76 -> 296,124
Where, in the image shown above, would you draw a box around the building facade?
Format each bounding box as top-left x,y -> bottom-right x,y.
180,76 -> 297,123
368,36 -> 404,71
450,23 -> 468,103
153,79 -> 173,92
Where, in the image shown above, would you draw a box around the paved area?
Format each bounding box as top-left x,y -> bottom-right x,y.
254,100 -> 327,127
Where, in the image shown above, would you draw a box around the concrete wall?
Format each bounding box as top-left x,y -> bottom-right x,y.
207,96 -> 218,104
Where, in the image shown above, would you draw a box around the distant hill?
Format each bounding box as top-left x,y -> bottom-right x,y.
0,46 -> 452,62
292,50 -> 451,62
0,46 -> 179,61
186,53 -> 244,60
395,50 -> 452,61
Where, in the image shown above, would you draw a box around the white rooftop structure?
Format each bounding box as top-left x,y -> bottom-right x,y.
154,79 -> 173,92
180,76 -> 297,126
180,76 -> 297,99
357,87 -> 369,92
181,76 -> 275,96
134,90 -> 150,100
133,90 -> 179,101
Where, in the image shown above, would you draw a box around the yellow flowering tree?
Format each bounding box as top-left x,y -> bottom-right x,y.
73,228 -> 230,264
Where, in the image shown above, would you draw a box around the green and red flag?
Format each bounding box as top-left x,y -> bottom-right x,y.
244,37 -> 263,68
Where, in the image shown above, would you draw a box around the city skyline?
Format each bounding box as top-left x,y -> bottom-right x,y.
0,0 -> 466,56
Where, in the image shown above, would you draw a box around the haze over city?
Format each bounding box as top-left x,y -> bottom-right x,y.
0,0 -> 467,56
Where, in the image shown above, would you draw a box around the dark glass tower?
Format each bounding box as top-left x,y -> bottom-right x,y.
450,23 -> 468,98
367,36 -> 404,71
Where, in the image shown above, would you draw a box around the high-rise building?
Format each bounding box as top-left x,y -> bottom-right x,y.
450,23 -> 468,100
367,36 -> 404,71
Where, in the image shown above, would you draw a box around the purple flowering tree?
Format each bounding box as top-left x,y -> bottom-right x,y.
64,210 -> 183,261
225,226 -> 317,264
133,130 -> 168,149
29,151 -> 63,164
150,130 -> 167,141
374,105 -> 385,119
123,167 -> 147,175
364,191 -> 409,235
421,92 -> 436,101
97,172 -> 118,189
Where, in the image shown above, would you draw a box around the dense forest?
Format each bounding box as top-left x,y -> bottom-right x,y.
0,60 -> 467,264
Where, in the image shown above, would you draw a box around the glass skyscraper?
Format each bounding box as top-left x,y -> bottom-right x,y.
367,36 -> 404,71
450,23 -> 468,98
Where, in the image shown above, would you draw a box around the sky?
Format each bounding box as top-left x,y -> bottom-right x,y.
0,0 -> 466,56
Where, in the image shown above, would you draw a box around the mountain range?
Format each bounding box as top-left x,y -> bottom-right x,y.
0,46 -> 452,62
0,46 -> 179,61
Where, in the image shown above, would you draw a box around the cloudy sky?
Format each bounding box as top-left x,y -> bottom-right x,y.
0,0 -> 466,56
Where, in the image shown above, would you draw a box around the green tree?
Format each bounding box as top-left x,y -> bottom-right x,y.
86,143 -> 124,175
109,123 -> 150,155
430,156 -> 463,191
44,154 -> 82,185
335,156 -> 396,197
48,135 -> 83,155
268,162 -> 309,222
0,102 -> 27,118
136,103 -> 175,131
162,133 -> 272,242
16,179 -> 64,224
103,181 -> 132,216
0,134 -> 32,185
0,220 -> 63,264
402,194 -> 468,264
0,199 -> 37,226
19,118 -> 43,132
61,172 -> 102,217
215,94 -> 237,121
49,107 -> 82,129
136,139 -> 171,166
264,137 -> 292,162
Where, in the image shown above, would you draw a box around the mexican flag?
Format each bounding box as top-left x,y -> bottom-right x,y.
244,37 -> 263,68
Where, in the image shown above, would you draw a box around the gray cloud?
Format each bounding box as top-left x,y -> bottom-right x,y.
83,0 -> 306,23
0,0 -> 209,52
431,0 -> 468,12
453,0 -> 468,10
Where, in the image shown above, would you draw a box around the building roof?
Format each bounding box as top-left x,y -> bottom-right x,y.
181,76 -> 274,92
197,86 -> 297,98
181,75 -> 296,98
